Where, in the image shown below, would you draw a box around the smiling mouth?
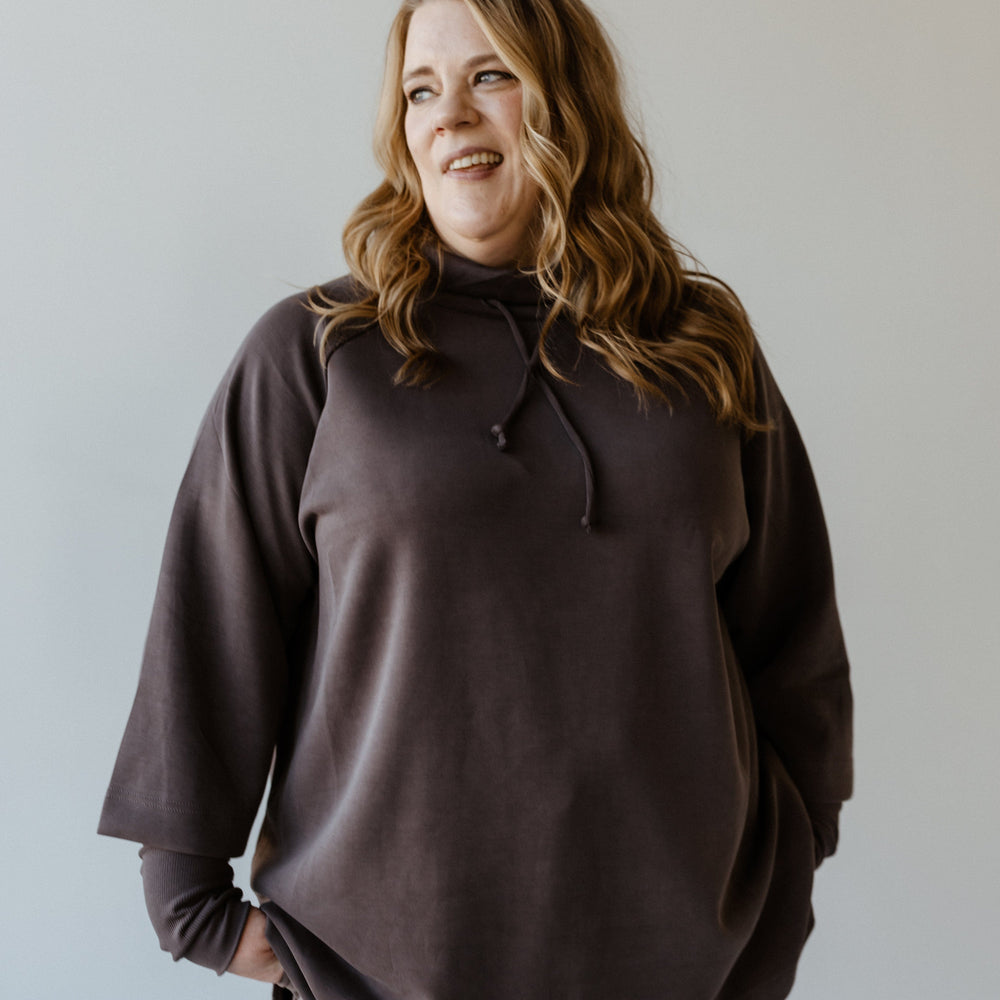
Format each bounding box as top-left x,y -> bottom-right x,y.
446,151 -> 503,173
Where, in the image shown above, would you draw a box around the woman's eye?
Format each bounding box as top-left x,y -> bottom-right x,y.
407,86 -> 433,104
475,70 -> 514,84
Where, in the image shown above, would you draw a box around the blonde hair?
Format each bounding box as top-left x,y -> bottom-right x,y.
310,0 -> 763,430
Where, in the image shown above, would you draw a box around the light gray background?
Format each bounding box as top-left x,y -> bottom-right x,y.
2,0 -> 997,997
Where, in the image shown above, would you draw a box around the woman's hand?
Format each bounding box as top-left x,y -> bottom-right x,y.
226,906 -> 286,984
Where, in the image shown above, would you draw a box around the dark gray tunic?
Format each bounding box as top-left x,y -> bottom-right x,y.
100,253 -> 853,1000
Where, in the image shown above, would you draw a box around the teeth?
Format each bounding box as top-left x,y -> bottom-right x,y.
447,151 -> 503,171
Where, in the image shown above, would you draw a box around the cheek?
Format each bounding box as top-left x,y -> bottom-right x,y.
403,117 -> 424,168
499,93 -> 525,146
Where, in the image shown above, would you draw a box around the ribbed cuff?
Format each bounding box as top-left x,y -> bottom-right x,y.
139,845 -> 252,974
806,801 -> 842,867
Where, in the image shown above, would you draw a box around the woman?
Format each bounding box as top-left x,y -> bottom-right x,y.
100,1 -> 853,998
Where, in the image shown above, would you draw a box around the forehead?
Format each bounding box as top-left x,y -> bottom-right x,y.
403,0 -> 497,67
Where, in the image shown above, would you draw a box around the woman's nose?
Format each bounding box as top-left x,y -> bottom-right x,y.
433,89 -> 479,131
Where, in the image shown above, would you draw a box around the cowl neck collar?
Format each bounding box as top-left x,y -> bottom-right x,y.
429,249 -> 548,307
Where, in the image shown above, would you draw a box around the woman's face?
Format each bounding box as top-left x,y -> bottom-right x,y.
402,0 -> 540,267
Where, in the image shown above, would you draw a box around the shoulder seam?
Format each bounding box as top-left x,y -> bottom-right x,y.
325,323 -> 376,360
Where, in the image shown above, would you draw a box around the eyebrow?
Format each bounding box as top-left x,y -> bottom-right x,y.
402,53 -> 501,87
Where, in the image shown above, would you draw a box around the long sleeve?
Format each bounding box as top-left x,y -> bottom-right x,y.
98,293 -> 327,857
139,847 -> 251,974
718,345 -> 854,859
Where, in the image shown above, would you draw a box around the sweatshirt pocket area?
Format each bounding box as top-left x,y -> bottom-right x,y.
261,902 -> 311,1000
260,900 -> 399,1000
719,738 -> 819,998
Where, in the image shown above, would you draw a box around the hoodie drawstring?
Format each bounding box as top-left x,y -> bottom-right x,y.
487,299 -> 596,532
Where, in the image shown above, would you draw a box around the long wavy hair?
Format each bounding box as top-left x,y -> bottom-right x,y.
310,0 -> 763,430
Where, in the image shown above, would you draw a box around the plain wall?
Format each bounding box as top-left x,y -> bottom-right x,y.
2,0 -> 997,996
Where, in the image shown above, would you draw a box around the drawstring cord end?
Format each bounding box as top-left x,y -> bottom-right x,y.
490,425 -> 508,451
